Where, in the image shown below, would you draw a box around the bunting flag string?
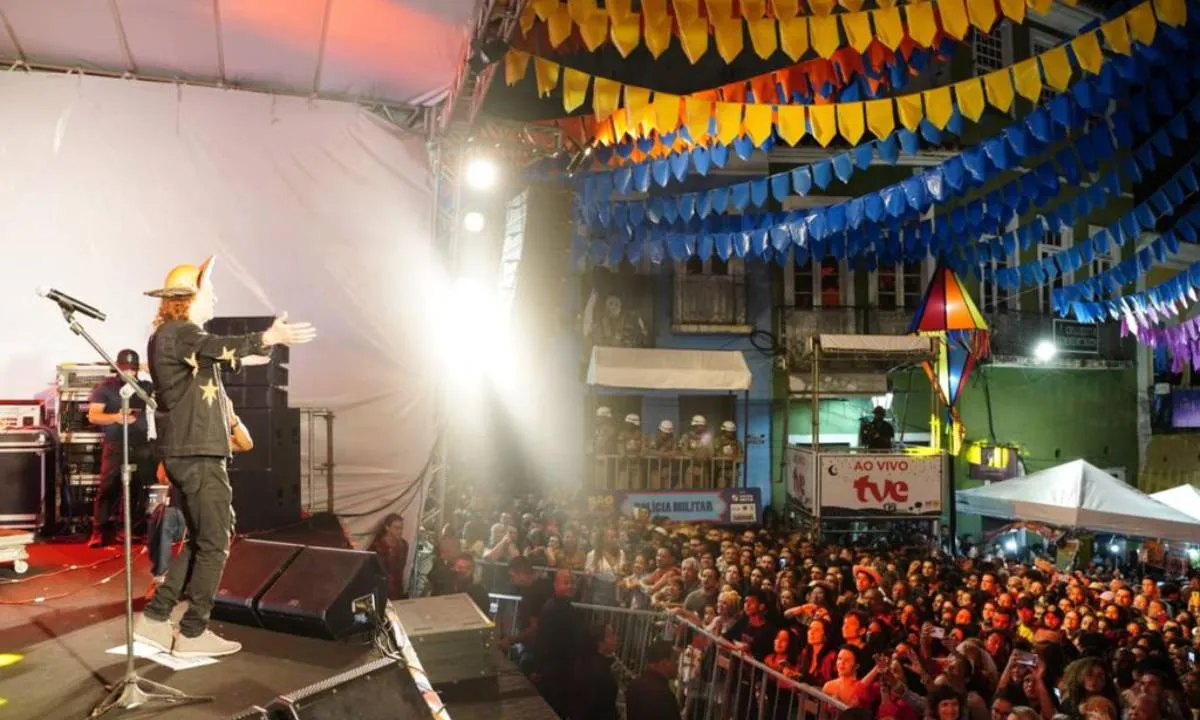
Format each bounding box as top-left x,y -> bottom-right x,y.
508,0 -> 1179,147
575,26 -> 1188,236
517,0 -> 1115,66
1073,259 -> 1200,328
1125,309 -> 1200,373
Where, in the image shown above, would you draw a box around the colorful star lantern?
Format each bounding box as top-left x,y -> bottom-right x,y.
910,265 -> 990,456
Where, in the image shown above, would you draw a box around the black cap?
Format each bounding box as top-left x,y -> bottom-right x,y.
116,349 -> 140,369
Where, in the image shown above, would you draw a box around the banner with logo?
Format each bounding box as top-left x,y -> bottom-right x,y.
818,453 -> 943,518
586,488 -> 761,524
785,447 -> 817,515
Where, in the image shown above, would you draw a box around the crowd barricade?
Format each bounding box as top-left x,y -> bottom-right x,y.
590,455 -> 743,491
667,615 -> 848,720
475,559 -> 604,603
482,591 -> 848,720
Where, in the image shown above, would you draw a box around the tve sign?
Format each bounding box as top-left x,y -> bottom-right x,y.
819,453 -> 943,518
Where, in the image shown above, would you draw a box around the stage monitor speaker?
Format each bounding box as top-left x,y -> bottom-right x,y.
266,657 -> 433,720
257,546 -> 387,640
213,539 -> 304,627
229,707 -> 269,720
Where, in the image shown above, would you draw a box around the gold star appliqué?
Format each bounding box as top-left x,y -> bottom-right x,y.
218,347 -> 236,365
199,379 -> 219,406
183,352 -> 199,377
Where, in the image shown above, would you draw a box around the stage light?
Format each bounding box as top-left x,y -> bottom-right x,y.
1188,547 -> 1200,561
1110,543 -> 1120,554
465,157 -> 498,190
1004,538 -> 1017,553
463,211 -> 485,233
1033,340 -> 1057,363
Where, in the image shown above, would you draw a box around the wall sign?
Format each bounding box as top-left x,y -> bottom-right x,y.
818,453 -> 943,518
1052,319 -> 1100,356
586,488 -> 762,524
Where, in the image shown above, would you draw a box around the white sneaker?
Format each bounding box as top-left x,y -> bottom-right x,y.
132,613 -> 175,654
171,629 -> 241,658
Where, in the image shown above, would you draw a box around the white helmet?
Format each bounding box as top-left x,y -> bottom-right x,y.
625,413 -> 641,426
721,420 -> 736,432
659,420 -> 674,433
596,406 -> 612,419
691,415 -> 706,427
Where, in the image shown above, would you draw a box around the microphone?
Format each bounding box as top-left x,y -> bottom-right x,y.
37,287 -> 107,322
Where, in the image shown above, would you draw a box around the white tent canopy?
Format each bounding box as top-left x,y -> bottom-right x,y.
956,460 -> 1200,543
1151,485 -> 1200,522
0,0 -> 484,107
586,347 -> 752,391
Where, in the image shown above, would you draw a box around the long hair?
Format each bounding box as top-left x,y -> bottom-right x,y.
153,297 -> 193,329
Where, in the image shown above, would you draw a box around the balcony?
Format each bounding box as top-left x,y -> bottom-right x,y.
588,454 -> 743,491
672,274 -> 749,332
781,307 -> 1133,367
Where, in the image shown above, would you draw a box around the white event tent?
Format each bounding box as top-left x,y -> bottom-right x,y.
956,460 -> 1200,544
0,0 -> 488,545
1151,485 -> 1200,522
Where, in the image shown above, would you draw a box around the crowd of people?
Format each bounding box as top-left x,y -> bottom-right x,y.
421,489 -> 1200,720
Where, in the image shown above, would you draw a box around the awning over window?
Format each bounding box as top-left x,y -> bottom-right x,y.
587,347 -> 752,391
812,334 -> 936,357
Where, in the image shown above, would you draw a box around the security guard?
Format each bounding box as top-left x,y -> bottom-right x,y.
133,256 -> 315,659
87,348 -> 156,548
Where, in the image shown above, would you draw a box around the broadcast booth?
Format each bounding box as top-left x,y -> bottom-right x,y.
584,346 -> 762,525
784,334 -> 946,536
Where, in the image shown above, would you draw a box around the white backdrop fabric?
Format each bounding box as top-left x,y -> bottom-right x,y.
0,71 -> 437,548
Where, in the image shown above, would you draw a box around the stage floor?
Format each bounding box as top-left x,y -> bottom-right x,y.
0,539 -> 561,720
0,539 -> 378,719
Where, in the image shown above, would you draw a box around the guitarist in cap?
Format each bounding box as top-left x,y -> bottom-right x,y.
133,256 -> 316,658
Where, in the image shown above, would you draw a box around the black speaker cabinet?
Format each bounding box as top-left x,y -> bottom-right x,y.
230,470 -> 303,533
230,408 -> 300,473
266,657 -> 433,720
213,540 -> 304,627
257,546 -> 387,640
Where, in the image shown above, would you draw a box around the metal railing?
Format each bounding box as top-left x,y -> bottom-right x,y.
589,455 -> 743,491
480,589 -> 849,720
674,274 -> 748,327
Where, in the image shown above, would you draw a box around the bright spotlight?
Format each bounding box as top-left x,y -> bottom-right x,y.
1004,539 -> 1017,553
1189,548 -> 1199,561
463,211 -> 485,233
1033,340 -> 1057,363
1109,543 -> 1120,554
465,157 -> 498,190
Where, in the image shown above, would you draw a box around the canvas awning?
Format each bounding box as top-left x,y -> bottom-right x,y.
811,334 -> 936,357
1151,485 -> 1200,522
587,347 -> 752,391
956,460 -> 1200,543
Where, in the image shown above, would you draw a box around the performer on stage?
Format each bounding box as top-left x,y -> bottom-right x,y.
133,256 -> 315,659
87,348 -> 156,548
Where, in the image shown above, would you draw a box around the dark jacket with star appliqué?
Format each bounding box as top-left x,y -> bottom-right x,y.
148,319 -> 267,458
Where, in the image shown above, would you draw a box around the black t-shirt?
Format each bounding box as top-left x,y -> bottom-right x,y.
723,616 -> 777,661
89,375 -> 153,443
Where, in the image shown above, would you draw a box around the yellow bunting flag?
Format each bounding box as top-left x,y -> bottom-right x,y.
938,0 -> 971,39
748,17 -> 779,59
644,14 -> 672,57
773,0 -> 799,18
873,7 -> 905,50
676,0 -> 700,22
611,106 -> 629,140
999,0 -> 1026,22
954,78 -> 986,121
808,0 -> 837,13
652,93 -> 681,132
777,105 -> 807,144
532,0 -> 557,20
593,76 -> 620,119
743,104 -> 774,146
839,0 -> 865,10
1027,0 -> 1053,13
534,57 -> 560,97
547,4 -> 573,46
896,93 -> 923,132
686,97 -> 713,140
610,13 -> 641,57
966,0 -> 998,32
715,103 -> 743,145
1012,57 -> 1043,101
1040,46 -> 1073,91
624,85 -> 651,130
924,86 -> 953,130
520,2 -> 536,33
1154,0 -> 1187,26
679,17 -> 710,63
906,3 -> 938,47
713,17 -> 745,63
810,15 -> 841,59
504,50 -> 530,86
1127,2 -> 1157,44
842,12 -> 875,53
1071,31 -> 1103,74
779,16 -> 810,61
562,68 -> 590,112
865,99 -> 895,139
983,69 -> 1015,112
742,0 -> 766,18
706,0 -> 732,19
837,102 -> 866,144
809,104 -> 838,147
579,10 -> 610,50
1101,17 -> 1132,54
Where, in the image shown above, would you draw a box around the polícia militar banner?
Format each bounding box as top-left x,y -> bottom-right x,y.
586,488 -> 762,524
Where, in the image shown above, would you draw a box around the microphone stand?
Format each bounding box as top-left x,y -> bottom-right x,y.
51,307 -> 211,716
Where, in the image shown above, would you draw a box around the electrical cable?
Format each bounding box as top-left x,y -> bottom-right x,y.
747,329 -> 784,358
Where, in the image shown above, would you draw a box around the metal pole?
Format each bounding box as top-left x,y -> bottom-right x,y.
811,338 -> 821,537
324,411 -> 335,513
742,389 -> 748,488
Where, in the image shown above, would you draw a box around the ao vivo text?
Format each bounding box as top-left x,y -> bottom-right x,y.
847,459 -> 911,503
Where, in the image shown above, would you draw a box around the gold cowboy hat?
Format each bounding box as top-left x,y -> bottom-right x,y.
144,256 -> 215,298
